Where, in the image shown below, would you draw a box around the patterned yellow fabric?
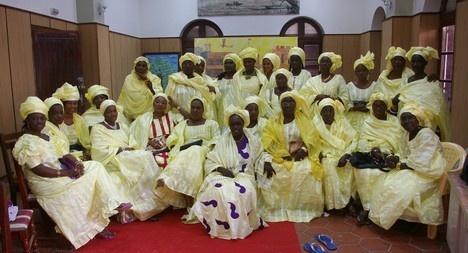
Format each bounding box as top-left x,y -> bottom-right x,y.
353,51 -> 375,71
406,46 -> 439,62
375,67 -> 414,97
52,82 -> 80,101
19,96 -> 48,119
385,46 -> 407,70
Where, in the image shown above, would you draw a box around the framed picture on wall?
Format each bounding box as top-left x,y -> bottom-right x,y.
198,0 -> 300,16
143,52 -> 180,91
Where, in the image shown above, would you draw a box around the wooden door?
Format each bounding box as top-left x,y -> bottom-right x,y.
32,26 -> 84,111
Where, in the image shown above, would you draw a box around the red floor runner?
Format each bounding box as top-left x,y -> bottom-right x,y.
77,209 -> 301,253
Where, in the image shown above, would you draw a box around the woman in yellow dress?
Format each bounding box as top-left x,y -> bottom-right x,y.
300,52 -> 350,114
165,52 -> 217,120
233,47 -> 269,101
242,95 -> 269,139
130,93 -> 180,168
287,46 -> 312,91
261,52 -> 281,84
257,90 -> 324,222
90,100 -> 169,222
191,105 -> 267,239
52,82 -> 91,158
155,97 -> 220,216
369,102 -> 446,230
265,68 -> 293,115
82,84 -> 130,128
313,98 -> 356,214
117,56 -> 163,121
13,96 -> 129,249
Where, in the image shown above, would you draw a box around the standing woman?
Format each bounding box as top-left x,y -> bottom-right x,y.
165,52 -> 217,120
233,47 -> 269,100
369,102 -> 446,230
90,100 -> 169,222
155,97 -> 220,217
214,53 -> 242,129
13,96 -> 129,249
262,52 -> 281,83
288,46 -> 312,91
52,82 -> 91,157
83,84 -> 130,128
257,91 -> 324,222
374,47 -> 413,98
191,105 -> 267,239
300,52 -> 350,114
347,51 -> 377,131
117,56 -> 163,121
195,55 -> 215,86
130,93 -> 179,168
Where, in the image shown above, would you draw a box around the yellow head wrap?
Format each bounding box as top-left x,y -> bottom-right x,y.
100,99 -> 118,115
279,90 -> 310,116
367,92 -> 391,111
19,96 -> 48,120
406,46 -> 439,62
133,56 -> 150,69
318,97 -> 345,116
197,55 -> 207,74
399,101 -> 433,128
353,51 -> 375,71
239,47 -> 258,60
223,53 -> 243,71
44,97 -> 63,110
318,52 -> 342,74
385,46 -> 407,70
179,52 -> 201,68
52,82 -> 80,101
85,84 -> 110,104
287,46 -> 306,67
262,53 -> 281,71
243,95 -> 268,117
189,96 -> 208,118
153,92 -> 171,113
224,105 -> 250,129
274,68 -> 292,80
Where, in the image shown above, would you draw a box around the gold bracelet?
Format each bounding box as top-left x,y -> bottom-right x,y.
57,170 -> 61,177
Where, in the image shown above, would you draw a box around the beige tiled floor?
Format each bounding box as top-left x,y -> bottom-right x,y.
295,213 -> 450,253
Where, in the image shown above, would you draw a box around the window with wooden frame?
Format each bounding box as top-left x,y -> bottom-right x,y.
181,19 -> 223,54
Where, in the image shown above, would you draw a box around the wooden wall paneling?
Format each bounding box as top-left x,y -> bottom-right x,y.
360,31 -> 382,82
109,33 -> 117,99
141,38 -> 160,53
79,24 -> 100,89
6,8 -> 35,131
418,13 -> 440,75
341,35 -> 361,83
323,34 -> 344,76
159,38 -> 181,52
381,19 -> 393,71
391,17 -> 412,51
411,15 -> 421,47
50,18 -> 66,30
30,14 -> 49,27
451,0 -> 468,147
66,22 -> 78,31
360,32 -> 370,54
97,24 -> 111,88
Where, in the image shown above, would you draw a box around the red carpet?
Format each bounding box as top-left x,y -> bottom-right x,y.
77,209 -> 301,253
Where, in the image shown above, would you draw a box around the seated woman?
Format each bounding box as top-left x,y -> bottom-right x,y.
392,46 -> 451,141
165,52 -> 217,120
155,97 -> 220,216
117,56 -> 163,121
287,47 -> 312,91
90,100 -> 169,222
313,98 -> 356,214
265,68 -> 293,114
345,93 -> 401,225
242,96 -> 269,139
257,91 -> 324,222
12,96 -> 129,249
347,51 -> 376,131
52,82 -> 91,158
301,52 -> 350,114
82,84 -> 130,129
130,93 -> 181,168
191,105 -> 267,239
369,102 -> 446,230
214,53 -> 242,129
43,97 -> 71,154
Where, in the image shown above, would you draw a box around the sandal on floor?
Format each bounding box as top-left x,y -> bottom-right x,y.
115,202 -> 133,212
303,242 -> 327,253
356,214 -> 372,226
315,233 -> 337,251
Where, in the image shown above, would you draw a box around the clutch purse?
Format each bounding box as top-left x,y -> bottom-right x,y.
179,139 -> 203,151
58,158 -> 78,179
349,151 -> 387,171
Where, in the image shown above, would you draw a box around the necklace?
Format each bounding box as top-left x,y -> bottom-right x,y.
103,120 -> 118,130
234,134 -> 245,143
322,74 -> 332,83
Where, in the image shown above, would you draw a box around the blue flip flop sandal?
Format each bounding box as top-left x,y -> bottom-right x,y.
303,242 -> 327,253
315,233 -> 337,250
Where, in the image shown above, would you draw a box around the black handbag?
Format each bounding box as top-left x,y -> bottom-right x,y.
349,151 -> 387,171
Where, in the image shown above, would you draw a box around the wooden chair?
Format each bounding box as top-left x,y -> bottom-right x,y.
0,182 -> 39,252
0,132 -> 24,204
400,142 -> 467,239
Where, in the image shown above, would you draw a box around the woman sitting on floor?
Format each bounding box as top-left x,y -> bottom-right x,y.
191,105 -> 267,239
155,97 -> 220,219
12,96 -> 130,249
257,90 -> 324,222
369,102 -> 446,230
90,99 -> 169,222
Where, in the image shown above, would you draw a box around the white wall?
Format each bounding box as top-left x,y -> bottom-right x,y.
0,0 -> 77,22
104,0 -> 140,37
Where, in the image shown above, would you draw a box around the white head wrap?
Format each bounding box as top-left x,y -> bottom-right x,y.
318,52 -> 342,74
20,96 -> 48,120
224,105 -> 250,128
52,82 -> 80,101
353,51 -> 375,71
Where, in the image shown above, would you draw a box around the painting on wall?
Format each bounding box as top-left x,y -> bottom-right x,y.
198,0 -> 299,16
143,52 -> 180,91
194,37 -> 297,78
